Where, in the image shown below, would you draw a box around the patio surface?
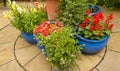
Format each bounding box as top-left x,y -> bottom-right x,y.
0,2 -> 120,71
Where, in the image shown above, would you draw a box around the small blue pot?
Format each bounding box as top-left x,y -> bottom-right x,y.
76,34 -> 109,54
21,32 -> 37,44
38,44 -> 45,52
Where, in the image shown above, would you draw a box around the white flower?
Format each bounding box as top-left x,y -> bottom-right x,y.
46,58 -> 48,60
12,1 -> 16,5
41,49 -> 44,52
17,7 -> 22,14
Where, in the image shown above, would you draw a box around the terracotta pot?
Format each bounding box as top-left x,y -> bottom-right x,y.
46,0 -> 59,20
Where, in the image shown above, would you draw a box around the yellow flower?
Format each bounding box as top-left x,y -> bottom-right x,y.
22,8 -> 26,13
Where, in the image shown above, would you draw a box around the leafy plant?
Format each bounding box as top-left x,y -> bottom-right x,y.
78,11 -> 114,40
97,0 -> 120,9
34,21 -> 82,71
57,0 -> 88,26
3,0 -> 47,33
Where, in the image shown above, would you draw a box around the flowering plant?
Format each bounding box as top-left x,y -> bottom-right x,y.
34,20 -> 63,36
78,11 -> 114,40
3,0 -> 47,33
34,21 -> 82,71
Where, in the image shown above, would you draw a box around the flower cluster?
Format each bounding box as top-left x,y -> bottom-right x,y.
3,0 -> 47,33
78,10 -> 114,40
34,21 -> 63,37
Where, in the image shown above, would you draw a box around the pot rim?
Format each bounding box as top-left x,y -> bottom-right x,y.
76,34 -> 109,43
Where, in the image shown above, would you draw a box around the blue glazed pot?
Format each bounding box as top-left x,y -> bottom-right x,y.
21,32 -> 37,44
76,34 -> 109,54
38,44 -> 45,52
88,4 -> 101,15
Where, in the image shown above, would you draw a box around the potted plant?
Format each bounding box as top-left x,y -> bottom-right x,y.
76,11 -> 114,54
34,20 -> 63,52
3,0 -> 47,43
34,23 -> 82,71
57,0 -> 102,27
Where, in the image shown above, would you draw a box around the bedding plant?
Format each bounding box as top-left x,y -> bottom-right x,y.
3,0 -> 47,33
34,21 -> 82,71
78,11 -> 114,40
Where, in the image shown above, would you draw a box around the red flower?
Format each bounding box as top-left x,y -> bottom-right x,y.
90,25 -> 94,31
92,15 -> 100,25
41,21 -> 47,27
94,24 -> 102,30
105,19 -> 109,24
37,25 -> 43,30
56,21 -> 63,27
99,12 -> 104,20
108,24 -> 114,30
34,2 -> 39,8
107,13 -> 113,20
34,29 -> 40,34
41,29 -> 48,37
86,9 -> 91,15
52,24 -> 57,32
83,18 -> 89,24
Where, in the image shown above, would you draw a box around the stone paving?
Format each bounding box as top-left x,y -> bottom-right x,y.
0,3 -> 120,71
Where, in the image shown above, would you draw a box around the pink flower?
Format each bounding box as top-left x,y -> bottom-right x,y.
56,21 -> 63,27
41,21 -> 47,27
34,2 -> 39,8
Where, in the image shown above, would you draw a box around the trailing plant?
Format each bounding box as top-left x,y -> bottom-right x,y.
3,0 -> 47,33
57,0 -> 88,26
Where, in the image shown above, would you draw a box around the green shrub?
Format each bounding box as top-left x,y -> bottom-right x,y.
97,0 -> 120,9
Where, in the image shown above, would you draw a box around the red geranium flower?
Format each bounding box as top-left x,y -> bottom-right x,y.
107,13 -> 113,20
41,29 -> 48,37
90,25 -> 94,31
86,9 -> 91,15
99,12 -> 104,20
108,24 -> 114,30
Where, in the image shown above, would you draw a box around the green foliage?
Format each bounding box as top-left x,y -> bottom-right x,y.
57,0 -> 88,26
36,27 -> 82,71
97,0 -> 120,9
4,0 -> 47,33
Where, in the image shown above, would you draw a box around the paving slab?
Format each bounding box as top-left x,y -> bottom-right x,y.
24,54 -> 51,71
15,45 -> 41,66
0,60 -> 24,71
15,37 -> 33,50
0,26 -> 20,43
97,50 -> 120,71
0,16 -> 9,29
75,48 -> 106,71
108,33 -> 120,52
0,43 -> 14,65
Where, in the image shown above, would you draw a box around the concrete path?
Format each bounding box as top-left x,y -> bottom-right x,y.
0,4 -> 120,71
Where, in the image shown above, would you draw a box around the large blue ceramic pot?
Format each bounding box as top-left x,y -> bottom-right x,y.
76,34 -> 109,54
21,32 -> 37,44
